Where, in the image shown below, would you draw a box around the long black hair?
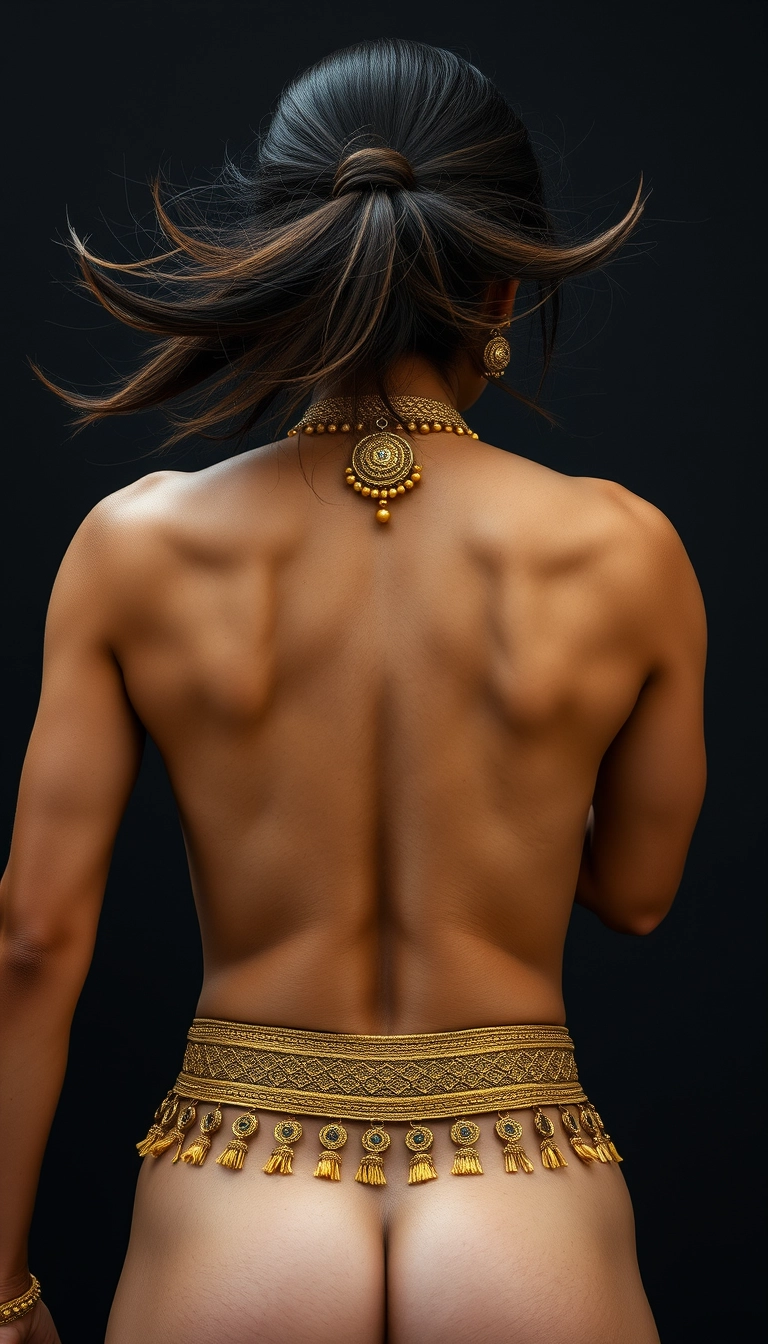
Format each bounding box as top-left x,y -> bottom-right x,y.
36,38 -> 643,440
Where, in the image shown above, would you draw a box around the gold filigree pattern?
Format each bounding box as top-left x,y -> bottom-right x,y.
173,1019 -> 586,1121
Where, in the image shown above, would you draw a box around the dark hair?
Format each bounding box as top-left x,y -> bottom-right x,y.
36,38 -> 643,441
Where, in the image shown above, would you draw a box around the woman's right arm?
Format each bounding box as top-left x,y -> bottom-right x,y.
0,505 -> 144,1338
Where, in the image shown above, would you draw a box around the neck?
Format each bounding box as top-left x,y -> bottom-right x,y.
313,354 -> 478,412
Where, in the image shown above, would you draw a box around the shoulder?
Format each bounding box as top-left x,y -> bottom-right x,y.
505,459 -> 695,580
570,475 -> 689,567
553,472 -> 706,648
487,453 -> 705,638
62,456 -> 259,573
573,476 -> 701,601
48,465 -> 238,626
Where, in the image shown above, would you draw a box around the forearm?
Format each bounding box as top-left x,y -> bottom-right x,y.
0,937 -> 90,1292
574,808 -> 683,935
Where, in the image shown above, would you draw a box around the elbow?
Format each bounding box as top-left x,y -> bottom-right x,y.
0,925 -> 88,989
596,893 -> 672,936
1,930 -> 59,983
603,908 -> 667,937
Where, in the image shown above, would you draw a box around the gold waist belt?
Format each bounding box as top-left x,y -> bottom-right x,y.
137,1019 -> 622,1185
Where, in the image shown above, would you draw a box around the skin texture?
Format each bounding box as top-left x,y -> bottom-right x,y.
0,333 -> 706,1343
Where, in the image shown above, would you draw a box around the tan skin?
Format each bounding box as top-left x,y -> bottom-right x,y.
0,282 -> 706,1342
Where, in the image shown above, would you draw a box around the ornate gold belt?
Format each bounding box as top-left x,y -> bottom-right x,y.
136,1019 -> 621,1185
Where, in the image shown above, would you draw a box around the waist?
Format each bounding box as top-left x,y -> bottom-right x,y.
174,1017 -> 585,1121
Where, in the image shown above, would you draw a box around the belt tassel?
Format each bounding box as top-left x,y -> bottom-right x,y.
450,1119 -> 483,1175
152,1102 -> 196,1163
314,1122 -> 348,1181
356,1125 -> 391,1185
216,1112 -> 259,1170
495,1115 -> 535,1173
579,1104 -> 621,1163
592,1105 -> 622,1162
406,1123 -> 438,1184
136,1092 -> 178,1157
181,1105 -> 222,1166
534,1108 -> 568,1169
264,1118 -> 303,1175
559,1106 -> 599,1162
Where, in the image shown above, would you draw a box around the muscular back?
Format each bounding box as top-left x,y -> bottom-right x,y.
5,433 -> 706,1034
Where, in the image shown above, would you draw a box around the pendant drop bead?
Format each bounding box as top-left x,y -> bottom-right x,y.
288,397 -> 476,527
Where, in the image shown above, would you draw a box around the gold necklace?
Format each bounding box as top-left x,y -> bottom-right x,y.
287,396 -> 478,525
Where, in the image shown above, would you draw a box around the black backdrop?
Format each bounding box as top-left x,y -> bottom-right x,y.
2,2 -> 765,1340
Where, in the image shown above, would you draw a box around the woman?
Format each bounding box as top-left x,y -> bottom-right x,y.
0,38 -> 705,1344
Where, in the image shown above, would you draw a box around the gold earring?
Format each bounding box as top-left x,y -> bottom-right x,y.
483,323 -> 511,380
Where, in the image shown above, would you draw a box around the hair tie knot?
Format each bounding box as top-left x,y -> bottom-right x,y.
332,147 -> 415,198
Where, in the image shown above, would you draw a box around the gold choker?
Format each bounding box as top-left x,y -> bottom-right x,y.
287,397 -> 478,525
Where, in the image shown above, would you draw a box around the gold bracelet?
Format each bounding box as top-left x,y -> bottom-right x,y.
0,1275 -> 41,1326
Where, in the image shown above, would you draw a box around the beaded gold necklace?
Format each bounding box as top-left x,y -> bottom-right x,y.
287,396 -> 478,524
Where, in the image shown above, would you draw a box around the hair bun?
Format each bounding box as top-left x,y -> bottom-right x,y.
333,147 -> 415,197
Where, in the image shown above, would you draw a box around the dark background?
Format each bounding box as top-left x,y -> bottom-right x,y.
2,1 -> 765,1340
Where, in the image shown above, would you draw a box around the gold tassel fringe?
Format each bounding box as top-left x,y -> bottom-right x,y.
147,1126 -> 183,1158
314,1149 -> 342,1180
540,1139 -> 569,1170
451,1147 -> 483,1175
147,1100 -> 197,1163
314,1122 -> 347,1180
136,1092 -> 179,1157
313,1123 -> 347,1177
503,1142 -> 535,1173
533,1108 -> 567,1171
450,1119 -> 483,1176
263,1118 -> 303,1175
264,1144 -> 294,1175
180,1134 -> 212,1166
579,1105 -> 619,1163
495,1116 -> 534,1174
181,1105 -> 222,1167
405,1123 -> 437,1184
216,1111 -> 259,1171
217,1138 -> 249,1170
355,1154 -> 387,1185
356,1125 -> 390,1185
170,1104 -> 198,1163
592,1107 -> 622,1162
408,1152 -> 438,1184
136,1092 -> 621,1184
136,1124 -> 165,1157
558,1106 -> 598,1163
571,1137 -> 600,1162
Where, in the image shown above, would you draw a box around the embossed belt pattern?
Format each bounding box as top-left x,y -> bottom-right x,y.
176,1018 -> 585,1119
136,1019 -> 622,1185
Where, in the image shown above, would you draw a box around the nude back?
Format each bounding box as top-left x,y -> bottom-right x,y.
103,433 -> 652,1033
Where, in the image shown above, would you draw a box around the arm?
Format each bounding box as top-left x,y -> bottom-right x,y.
576,504 -> 707,934
0,506 -> 144,1327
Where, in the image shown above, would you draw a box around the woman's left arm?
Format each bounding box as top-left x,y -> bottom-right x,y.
0,503 -> 144,1325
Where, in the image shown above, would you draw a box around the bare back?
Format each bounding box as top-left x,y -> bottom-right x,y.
3,427 -> 706,1344
71,431 -> 702,1032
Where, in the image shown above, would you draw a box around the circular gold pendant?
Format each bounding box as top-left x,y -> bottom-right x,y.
351,431 -> 414,489
495,1116 -> 523,1143
361,1125 -> 391,1155
318,1122 -> 348,1150
405,1123 -> 434,1153
450,1119 -> 481,1147
483,333 -> 511,379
